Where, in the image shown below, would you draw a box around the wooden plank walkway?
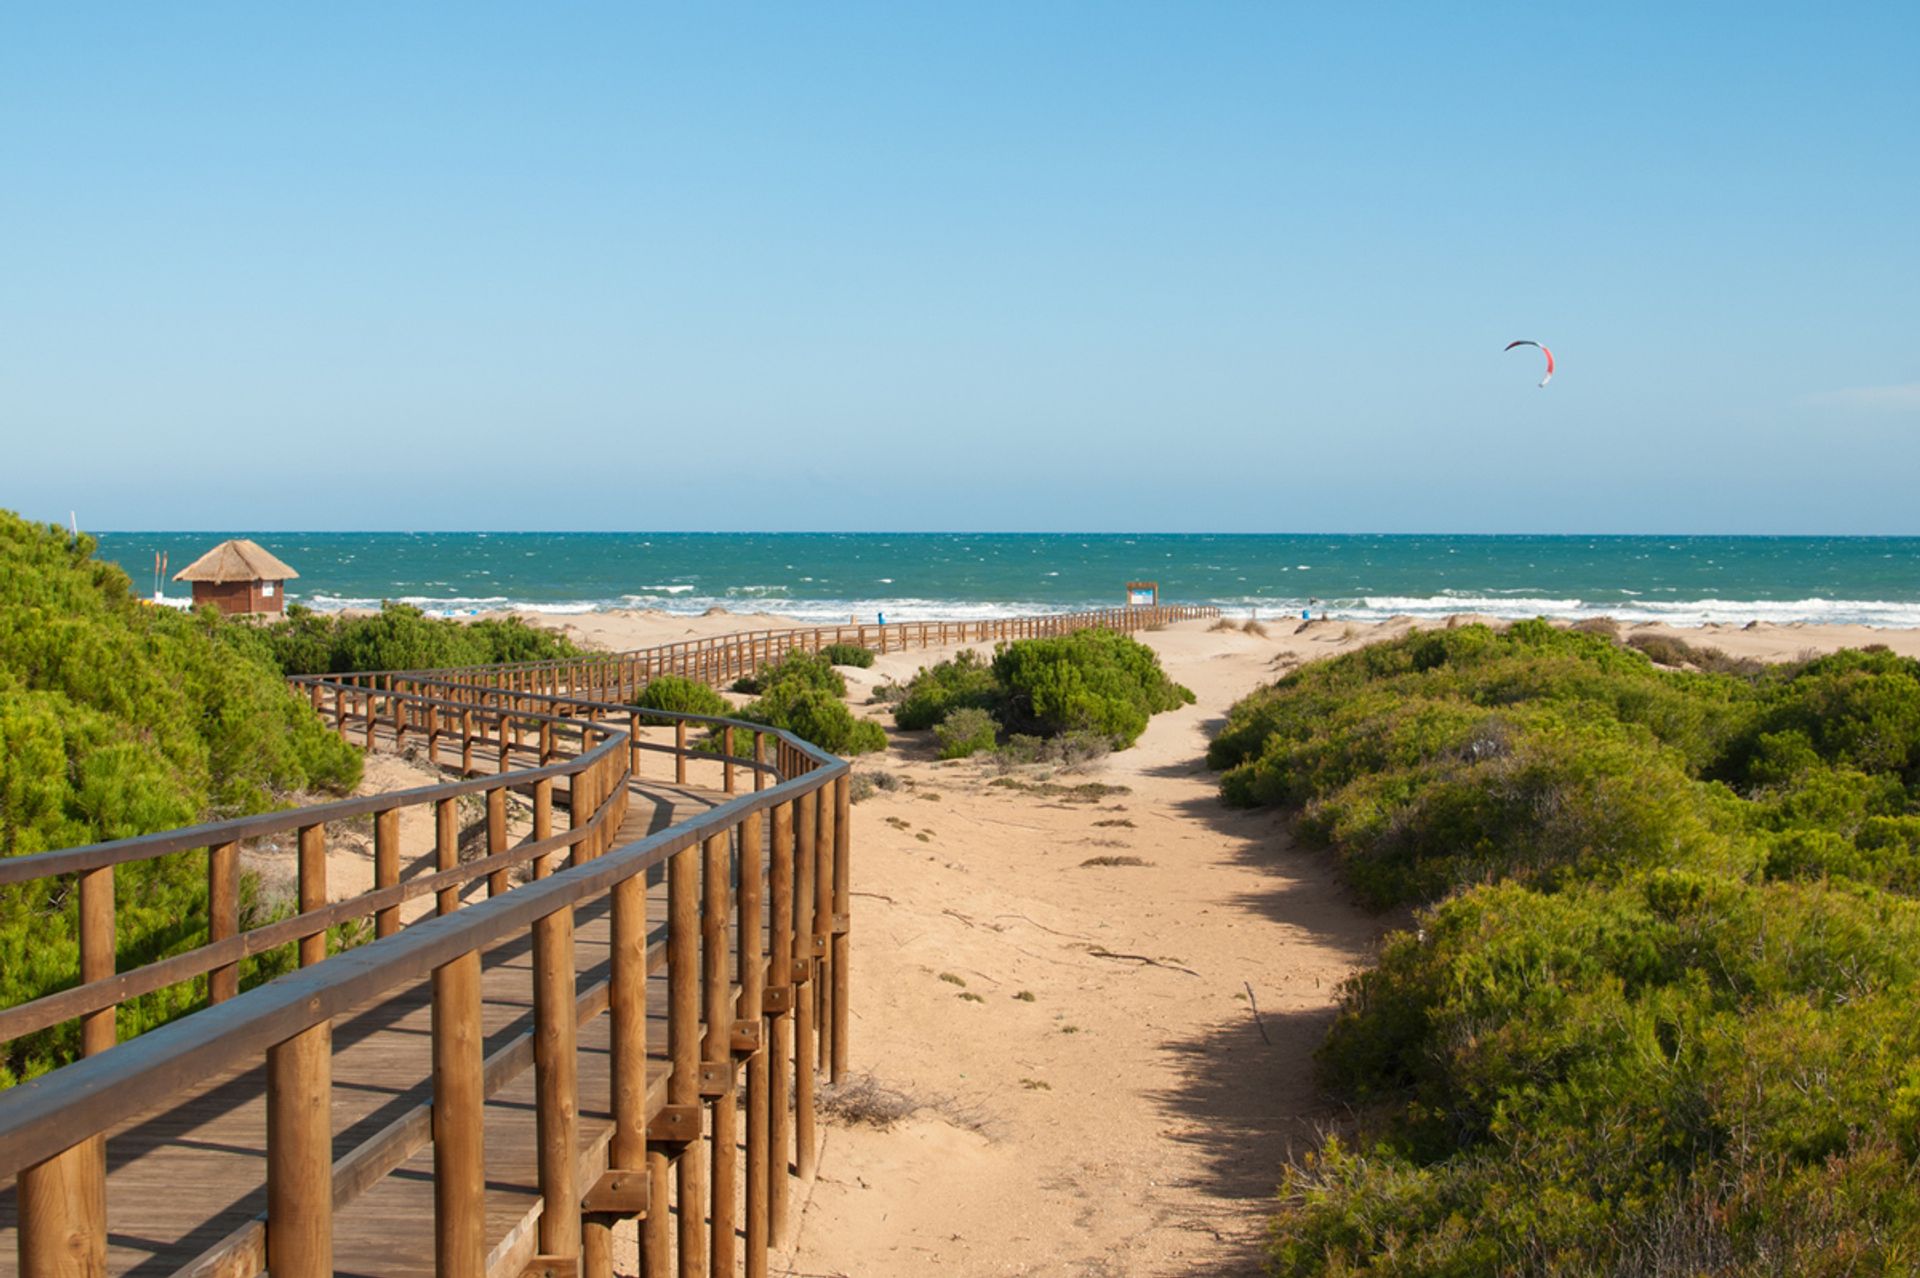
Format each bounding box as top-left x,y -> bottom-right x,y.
0,777 -> 754,1277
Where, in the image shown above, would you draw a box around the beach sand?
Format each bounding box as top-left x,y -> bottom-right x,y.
316,608 -> 1920,1274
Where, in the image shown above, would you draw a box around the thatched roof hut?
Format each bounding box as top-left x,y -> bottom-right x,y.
173,539 -> 298,615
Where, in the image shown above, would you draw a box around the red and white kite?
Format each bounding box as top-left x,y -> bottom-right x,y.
1505,340 -> 1554,388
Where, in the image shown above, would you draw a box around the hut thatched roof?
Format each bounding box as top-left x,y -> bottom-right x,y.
172,539 -> 299,584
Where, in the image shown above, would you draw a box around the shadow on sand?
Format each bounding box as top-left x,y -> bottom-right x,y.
1136,759 -> 1390,1275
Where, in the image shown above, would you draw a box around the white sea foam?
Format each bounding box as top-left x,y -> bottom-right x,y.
293,590 -> 1920,629
1219,594 -> 1920,628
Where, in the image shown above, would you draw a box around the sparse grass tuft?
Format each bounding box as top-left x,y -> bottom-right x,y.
818,1073 -> 920,1129
990,777 -> 1131,803
1081,855 -> 1149,867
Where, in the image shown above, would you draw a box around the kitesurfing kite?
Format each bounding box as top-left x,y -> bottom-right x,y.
1505,339 -> 1554,388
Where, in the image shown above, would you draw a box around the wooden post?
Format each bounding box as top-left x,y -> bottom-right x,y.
298,824 -> 327,968
267,1022 -> 333,1277
209,841 -> 239,1004
363,690 -> 376,751
16,1137 -> 107,1277
29,839 -> 119,1266
703,831 -> 736,1278
832,772 -> 852,1081
753,732 -> 766,792
374,809 -> 401,939
78,866 -> 114,1057
594,856 -> 647,1271
433,950 -> 487,1276
532,778 -> 554,877
793,789 -> 819,1181
738,808 -> 769,1277
571,757 -> 597,868
724,727 -> 736,794
630,711 -> 643,780
534,882 -> 582,1263
814,792 -> 836,1073
461,708 -> 474,773
486,785 -> 509,898
669,843 -> 707,1277
767,800 -> 795,1242
436,798 -> 459,916
675,720 -> 688,785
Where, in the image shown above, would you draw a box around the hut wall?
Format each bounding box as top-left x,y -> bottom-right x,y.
190,580 -> 286,615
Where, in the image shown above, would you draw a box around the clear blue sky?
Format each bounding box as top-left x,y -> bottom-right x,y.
4,4 -> 1915,533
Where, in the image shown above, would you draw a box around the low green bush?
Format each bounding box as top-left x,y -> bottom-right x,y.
894,630 -> 1191,749
631,674 -> 730,724
725,682 -> 887,756
991,628 -> 1194,747
254,603 -> 581,675
934,707 -> 998,759
1208,620 -> 1920,1272
821,643 -> 876,668
730,650 -> 847,698
704,647 -> 884,758
894,649 -> 999,731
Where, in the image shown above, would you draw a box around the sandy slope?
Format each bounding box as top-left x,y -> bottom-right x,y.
773,621 -> 1387,1276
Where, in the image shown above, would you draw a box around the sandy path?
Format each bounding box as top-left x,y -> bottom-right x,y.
776,621 -> 1386,1276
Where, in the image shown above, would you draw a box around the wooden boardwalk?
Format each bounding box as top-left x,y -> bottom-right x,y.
0,778 -> 746,1276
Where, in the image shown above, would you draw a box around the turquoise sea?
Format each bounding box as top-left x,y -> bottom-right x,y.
94,532 -> 1920,628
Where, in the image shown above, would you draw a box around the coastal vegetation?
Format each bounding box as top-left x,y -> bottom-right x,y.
631,673 -> 731,723
821,642 -> 876,668
0,513 -> 361,1084
245,602 -> 580,676
1211,621 -> 1920,1274
716,651 -> 887,757
895,629 -> 1194,751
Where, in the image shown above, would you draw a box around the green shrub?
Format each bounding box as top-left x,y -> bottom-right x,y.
1209,620 -> 1920,1272
0,512 -> 362,1085
726,681 -> 887,757
730,650 -> 847,698
631,674 -> 729,724
991,628 -> 1194,747
893,630 -> 1192,750
895,649 -> 1000,731
934,707 -> 998,759
256,603 -> 582,676
821,643 -> 876,668
1291,875 -> 1920,1274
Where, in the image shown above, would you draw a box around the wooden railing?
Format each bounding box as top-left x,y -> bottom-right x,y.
0,604 -> 1214,1277
0,675 -> 848,1276
326,603 -> 1220,698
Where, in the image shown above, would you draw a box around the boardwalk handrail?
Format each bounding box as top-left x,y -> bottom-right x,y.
0,604 -> 1214,1276
321,603 -> 1219,689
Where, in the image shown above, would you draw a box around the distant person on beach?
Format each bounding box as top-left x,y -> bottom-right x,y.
878,611 -> 886,625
